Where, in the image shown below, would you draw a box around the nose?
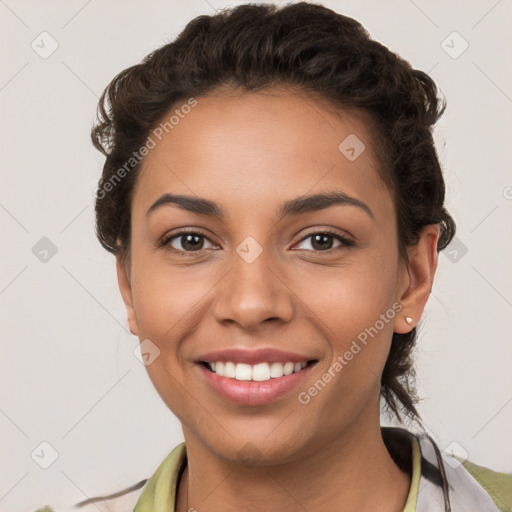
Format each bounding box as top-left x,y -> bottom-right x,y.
212,246 -> 295,331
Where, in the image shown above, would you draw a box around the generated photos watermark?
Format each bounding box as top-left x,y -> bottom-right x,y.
96,97 -> 198,200
298,301 -> 403,405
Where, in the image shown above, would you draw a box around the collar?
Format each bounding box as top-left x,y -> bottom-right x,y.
132,426 -> 500,512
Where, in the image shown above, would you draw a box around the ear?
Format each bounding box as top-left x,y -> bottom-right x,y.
393,225 -> 440,334
116,254 -> 139,337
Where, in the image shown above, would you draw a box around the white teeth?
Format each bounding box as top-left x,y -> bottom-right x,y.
224,361 -> 236,378
207,360 -> 308,381
270,362 -> 284,378
252,363 -> 270,381
235,363 -> 252,381
283,362 -> 294,375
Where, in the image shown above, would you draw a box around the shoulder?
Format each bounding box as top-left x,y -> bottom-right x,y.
33,442 -> 187,512
33,479 -> 148,512
459,458 -> 512,512
412,428 -> 512,512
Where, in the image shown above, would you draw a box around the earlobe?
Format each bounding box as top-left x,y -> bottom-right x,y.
116,254 -> 139,337
393,225 -> 440,334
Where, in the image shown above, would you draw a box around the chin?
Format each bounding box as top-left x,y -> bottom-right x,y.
197,425 -> 312,468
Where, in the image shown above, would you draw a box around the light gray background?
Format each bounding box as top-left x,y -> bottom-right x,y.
1,1 -> 511,511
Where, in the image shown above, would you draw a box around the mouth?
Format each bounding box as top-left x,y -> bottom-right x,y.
195,351 -> 318,405
199,359 -> 318,382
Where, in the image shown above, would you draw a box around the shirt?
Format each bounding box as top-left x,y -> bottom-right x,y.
35,426 -> 512,512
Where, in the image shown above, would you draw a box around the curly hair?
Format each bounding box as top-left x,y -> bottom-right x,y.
91,1 -> 456,426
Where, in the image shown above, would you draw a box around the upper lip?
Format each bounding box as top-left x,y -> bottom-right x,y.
197,348 -> 317,365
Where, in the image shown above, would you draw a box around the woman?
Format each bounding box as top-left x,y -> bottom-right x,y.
36,2 -> 511,511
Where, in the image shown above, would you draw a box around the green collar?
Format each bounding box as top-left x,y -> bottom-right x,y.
133,442 -> 187,511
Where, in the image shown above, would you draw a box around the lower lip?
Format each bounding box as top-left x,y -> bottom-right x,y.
197,363 -> 315,406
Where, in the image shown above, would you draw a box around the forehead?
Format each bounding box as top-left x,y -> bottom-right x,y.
134,89 -> 393,221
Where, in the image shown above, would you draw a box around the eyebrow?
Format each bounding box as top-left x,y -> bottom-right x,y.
146,190 -> 374,221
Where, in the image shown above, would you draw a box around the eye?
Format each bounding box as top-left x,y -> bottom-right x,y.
160,231 -> 218,254
293,230 -> 354,252
159,229 -> 354,256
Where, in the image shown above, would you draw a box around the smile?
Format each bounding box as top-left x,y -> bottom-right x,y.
203,360 -> 312,381
196,350 -> 318,405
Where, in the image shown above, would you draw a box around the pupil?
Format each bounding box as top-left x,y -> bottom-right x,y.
312,234 -> 333,251
182,234 -> 203,251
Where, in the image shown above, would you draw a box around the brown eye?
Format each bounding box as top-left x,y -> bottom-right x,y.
161,231 -> 217,254
310,233 -> 335,251
294,231 -> 354,252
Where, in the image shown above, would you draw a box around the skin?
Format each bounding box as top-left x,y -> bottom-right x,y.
116,87 -> 439,512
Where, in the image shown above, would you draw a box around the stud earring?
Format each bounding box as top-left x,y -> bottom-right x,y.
405,316 -> 413,325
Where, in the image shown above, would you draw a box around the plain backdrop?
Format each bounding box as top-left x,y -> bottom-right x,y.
1,1 -> 511,511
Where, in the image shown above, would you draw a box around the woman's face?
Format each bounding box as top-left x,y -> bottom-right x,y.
117,88 -> 434,464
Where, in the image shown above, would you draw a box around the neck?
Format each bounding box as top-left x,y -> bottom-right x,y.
176,421 -> 411,512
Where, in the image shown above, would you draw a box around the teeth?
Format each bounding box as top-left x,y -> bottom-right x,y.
270,362 -> 284,378
283,362 -> 294,375
252,363 -> 271,381
207,361 -> 308,381
224,361 -> 236,378
235,363 -> 252,381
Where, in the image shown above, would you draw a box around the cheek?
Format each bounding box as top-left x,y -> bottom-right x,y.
298,253 -> 399,331
299,253 -> 399,379
130,253 -> 213,341
128,262 -> 203,415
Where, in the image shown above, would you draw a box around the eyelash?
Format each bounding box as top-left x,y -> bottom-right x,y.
158,229 -> 355,257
